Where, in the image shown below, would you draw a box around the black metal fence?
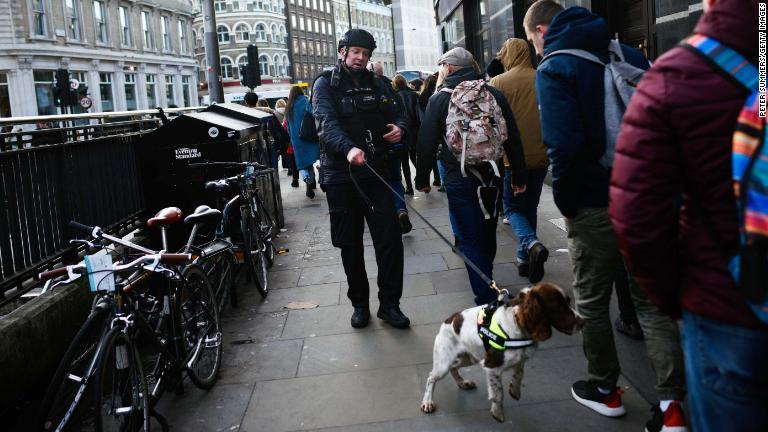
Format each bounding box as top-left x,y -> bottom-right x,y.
0,112 -> 173,301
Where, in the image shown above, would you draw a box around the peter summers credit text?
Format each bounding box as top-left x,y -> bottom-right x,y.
760,2 -> 766,117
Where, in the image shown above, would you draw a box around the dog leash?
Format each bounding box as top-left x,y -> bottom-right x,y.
358,161 -> 509,301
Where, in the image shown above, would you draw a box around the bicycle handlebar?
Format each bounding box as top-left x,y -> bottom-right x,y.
38,252 -> 192,283
69,220 -> 156,255
69,220 -> 98,236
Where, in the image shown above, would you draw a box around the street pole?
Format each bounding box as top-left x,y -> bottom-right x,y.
202,0 -> 224,103
347,0 -> 352,29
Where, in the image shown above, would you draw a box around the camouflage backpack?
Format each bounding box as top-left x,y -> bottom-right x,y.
441,79 -> 508,177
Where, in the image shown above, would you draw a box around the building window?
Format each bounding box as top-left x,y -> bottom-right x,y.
235,23 -> 249,42
217,25 -> 229,43
34,70 -> 55,115
274,54 -> 282,76
146,74 -> 157,108
292,38 -> 299,53
302,64 -> 308,79
214,0 -> 225,12
254,23 -> 266,41
271,23 -> 278,42
220,57 -> 233,78
255,0 -> 264,10
64,0 -> 80,40
178,19 -> 188,53
181,75 -> 191,107
279,25 -> 287,42
99,72 -> 113,112
316,42 -> 321,57
0,74 -> 11,118
237,55 -> 248,77
124,73 -> 137,110
291,14 -> 296,28
161,16 -> 171,51
165,75 -> 175,106
314,19 -> 319,34
119,6 -> 131,46
93,1 -> 108,43
299,16 -> 304,31
259,55 -> 269,76
141,11 -> 153,49
32,0 -> 46,36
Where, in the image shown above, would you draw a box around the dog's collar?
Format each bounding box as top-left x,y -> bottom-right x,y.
477,305 -> 535,351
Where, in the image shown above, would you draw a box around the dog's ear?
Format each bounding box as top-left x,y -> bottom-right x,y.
520,290 -> 552,342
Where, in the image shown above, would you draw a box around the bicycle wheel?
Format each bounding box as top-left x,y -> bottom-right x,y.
181,265 -> 222,389
38,303 -> 110,431
206,250 -> 237,313
254,195 -> 276,268
240,206 -> 268,297
92,326 -> 150,432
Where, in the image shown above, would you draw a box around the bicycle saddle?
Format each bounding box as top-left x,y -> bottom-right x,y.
184,205 -> 222,225
205,179 -> 233,194
147,207 -> 183,228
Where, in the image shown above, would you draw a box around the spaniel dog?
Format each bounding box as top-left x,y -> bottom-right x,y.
420,283 -> 584,422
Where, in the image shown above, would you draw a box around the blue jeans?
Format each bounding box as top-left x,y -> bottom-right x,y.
445,175 -> 501,305
437,161 -> 461,243
388,158 -> 406,213
503,167 -> 547,263
299,166 -> 315,184
682,312 -> 768,431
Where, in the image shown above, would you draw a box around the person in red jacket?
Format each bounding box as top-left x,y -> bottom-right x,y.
610,0 -> 768,430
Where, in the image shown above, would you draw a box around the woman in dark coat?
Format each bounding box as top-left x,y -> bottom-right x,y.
417,73 -> 441,190
392,74 -> 419,195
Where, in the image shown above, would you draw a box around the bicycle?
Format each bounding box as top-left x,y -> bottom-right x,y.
182,204 -> 239,313
190,161 -> 277,297
37,222 -> 222,431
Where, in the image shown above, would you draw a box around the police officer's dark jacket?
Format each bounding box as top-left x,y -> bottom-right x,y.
414,67 -> 527,189
312,66 -> 408,185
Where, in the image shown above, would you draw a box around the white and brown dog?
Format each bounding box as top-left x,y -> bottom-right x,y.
420,283 -> 584,422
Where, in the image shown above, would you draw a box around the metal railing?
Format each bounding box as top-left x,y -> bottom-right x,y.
0,108 -> 203,306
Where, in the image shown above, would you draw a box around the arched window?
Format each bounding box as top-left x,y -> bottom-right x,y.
254,23 -> 266,41
235,23 -> 250,42
271,24 -> 279,43
217,25 -> 229,43
236,55 -> 248,78
282,55 -> 290,76
259,54 -> 270,76
220,57 -> 233,78
279,25 -> 287,43
273,54 -> 282,76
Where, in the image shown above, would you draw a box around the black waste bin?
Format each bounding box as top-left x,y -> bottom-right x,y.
136,103 -> 284,250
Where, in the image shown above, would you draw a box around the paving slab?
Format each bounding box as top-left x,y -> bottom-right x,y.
241,366 -> 423,432
153,382 -> 254,432
221,310 -> 289,343
219,338 -> 302,385
339,273 -> 436,305
297,323 -> 439,377
233,282 -> 341,314
404,253 -> 448,275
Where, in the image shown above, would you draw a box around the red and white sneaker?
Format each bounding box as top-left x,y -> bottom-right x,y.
645,401 -> 688,432
571,380 -> 626,417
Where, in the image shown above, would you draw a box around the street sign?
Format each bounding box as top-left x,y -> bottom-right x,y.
69,78 -> 79,90
79,96 -> 92,109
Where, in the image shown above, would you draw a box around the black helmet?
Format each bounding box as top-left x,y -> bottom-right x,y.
338,29 -> 377,53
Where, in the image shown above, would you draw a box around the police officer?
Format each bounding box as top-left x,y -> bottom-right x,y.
312,29 -> 410,329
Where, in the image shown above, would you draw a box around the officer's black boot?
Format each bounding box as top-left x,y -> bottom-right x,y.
351,306 -> 370,328
377,304 -> 410,329
306,183 -> 315,199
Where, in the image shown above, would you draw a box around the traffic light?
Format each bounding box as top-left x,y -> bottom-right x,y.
54,69 -> 70,107
240,44 -> 262,89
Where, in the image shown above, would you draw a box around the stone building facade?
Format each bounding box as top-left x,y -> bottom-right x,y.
0,0 -> 199,117
285,0 -> 336,84
192,0 -> 290,97
331,0 -> 396,77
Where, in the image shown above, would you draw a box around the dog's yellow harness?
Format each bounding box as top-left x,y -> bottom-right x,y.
477,305 -> 535,351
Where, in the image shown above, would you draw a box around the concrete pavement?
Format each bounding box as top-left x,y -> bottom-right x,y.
155,169 -> 661,432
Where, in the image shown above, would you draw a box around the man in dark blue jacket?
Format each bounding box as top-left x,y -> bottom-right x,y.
312,29 -> 410,329
527,2 -> 687,430
415,47 -> 527,305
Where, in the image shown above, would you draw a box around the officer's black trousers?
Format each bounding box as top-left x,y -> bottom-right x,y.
325,180 -> 404,308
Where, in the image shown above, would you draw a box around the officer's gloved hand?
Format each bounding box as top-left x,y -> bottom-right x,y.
347,147 -> 366,166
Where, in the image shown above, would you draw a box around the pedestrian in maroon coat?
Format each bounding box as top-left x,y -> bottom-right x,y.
610,1 -> 768,430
